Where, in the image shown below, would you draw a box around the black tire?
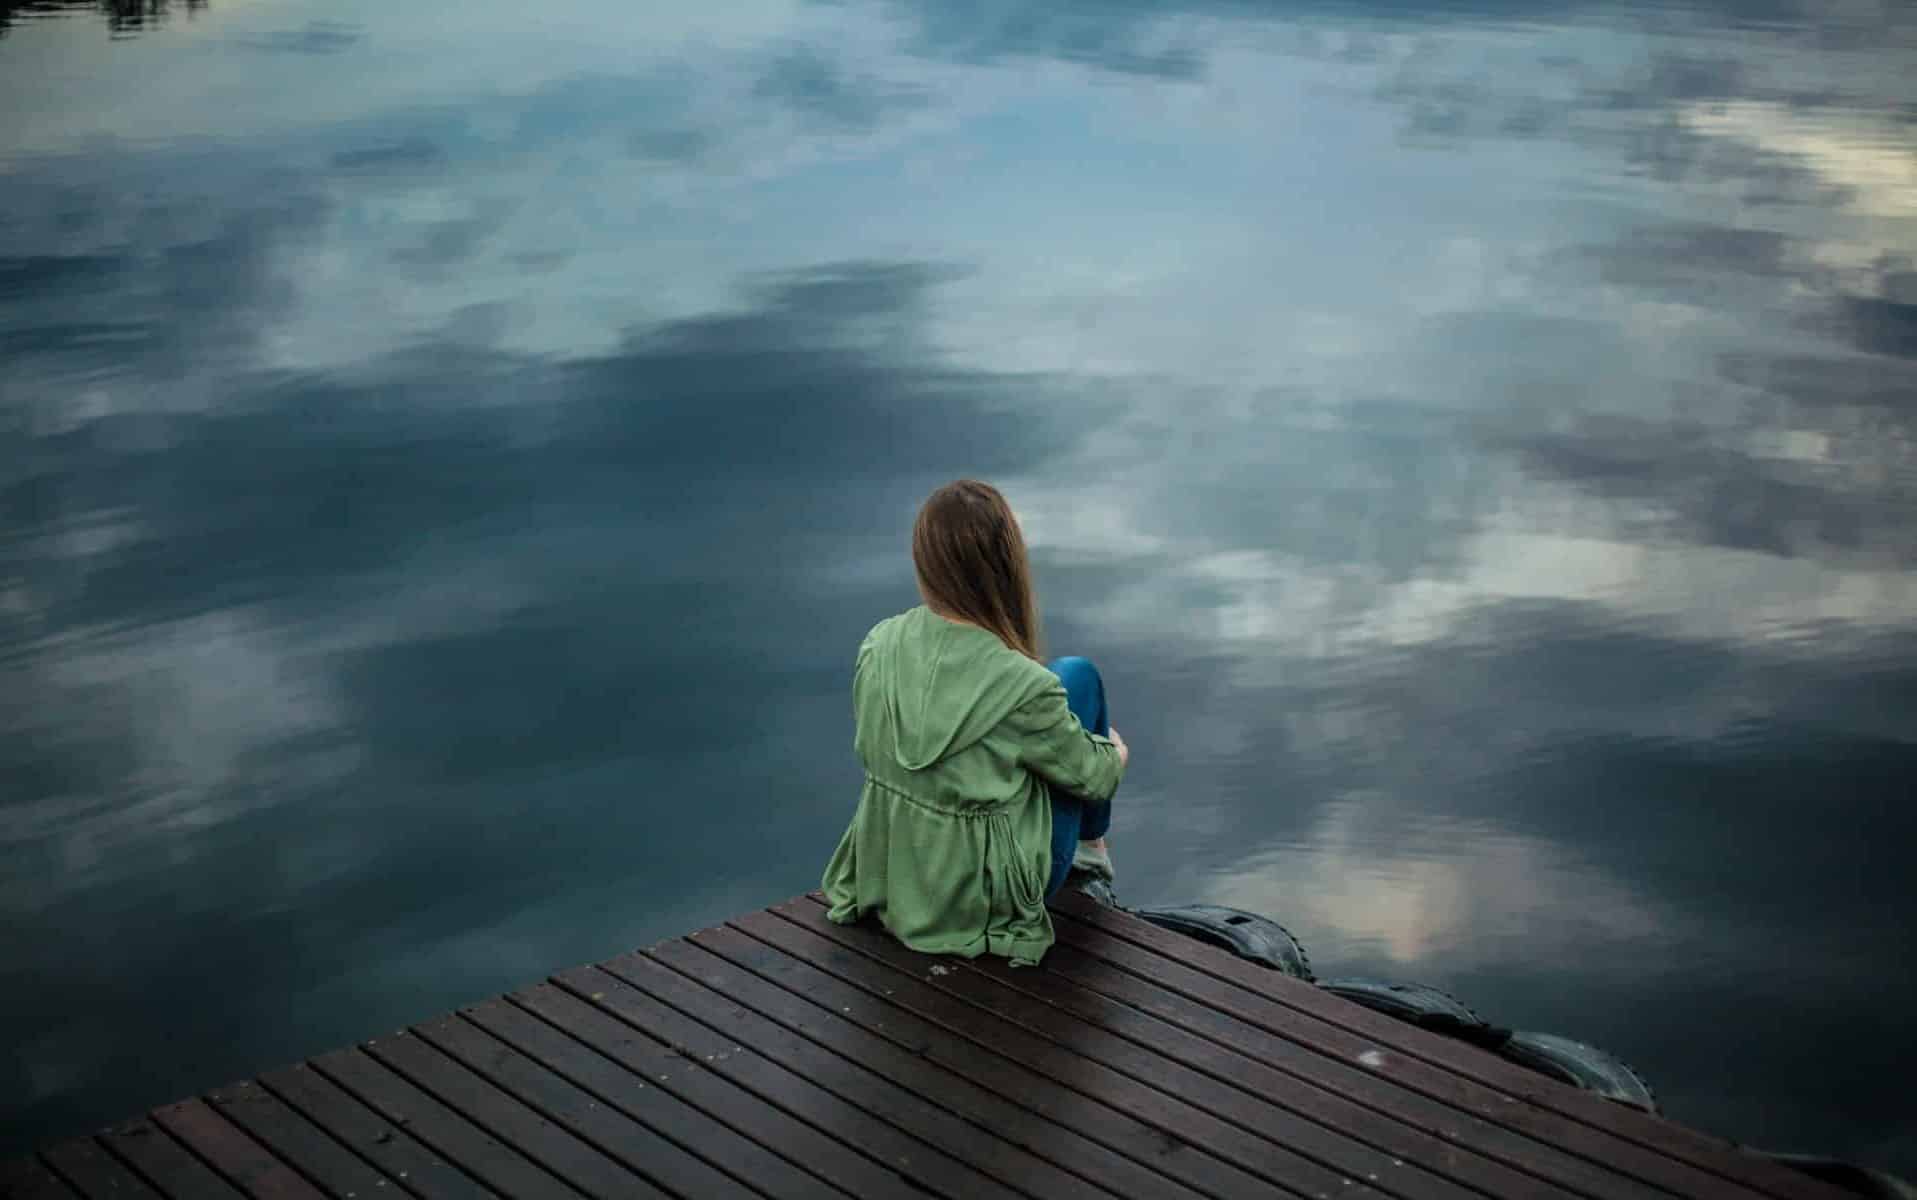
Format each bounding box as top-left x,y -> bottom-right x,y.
1315,978 -> 1512,1050
1129,904 -> 1313,980
1753,1155 -> 1917,1200
1497,1031 -> 1658,1113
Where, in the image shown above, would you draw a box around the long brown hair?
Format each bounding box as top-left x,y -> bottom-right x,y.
912,479 -> 1043,660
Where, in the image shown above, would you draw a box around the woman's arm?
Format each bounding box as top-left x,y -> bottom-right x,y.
1005,684 -> 1126,801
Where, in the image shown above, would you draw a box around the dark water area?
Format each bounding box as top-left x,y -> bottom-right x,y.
3,0 -> 1914,1170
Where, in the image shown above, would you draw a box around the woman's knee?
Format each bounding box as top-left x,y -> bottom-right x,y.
1047,655 -> 1101,686
1046,655 -> 1108,735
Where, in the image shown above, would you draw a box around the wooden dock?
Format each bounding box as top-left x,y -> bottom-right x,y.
3,892 -> 1851,1200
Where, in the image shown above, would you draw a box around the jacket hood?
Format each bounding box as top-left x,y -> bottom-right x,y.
868,606 -> 1053,770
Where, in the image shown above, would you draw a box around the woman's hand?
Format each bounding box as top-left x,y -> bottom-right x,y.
1108,727 -> 1129,768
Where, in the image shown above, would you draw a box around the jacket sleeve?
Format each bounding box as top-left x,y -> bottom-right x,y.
1004,682 -> 1124,802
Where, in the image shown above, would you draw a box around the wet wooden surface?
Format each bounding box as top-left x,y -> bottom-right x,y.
6,893 -> 1854,1199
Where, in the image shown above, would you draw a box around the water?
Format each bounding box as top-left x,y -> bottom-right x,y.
3,0 -> 1913,1171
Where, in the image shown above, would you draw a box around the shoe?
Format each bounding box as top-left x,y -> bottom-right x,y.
1071,841 -> 1115,883
1065,870 -> 1118,908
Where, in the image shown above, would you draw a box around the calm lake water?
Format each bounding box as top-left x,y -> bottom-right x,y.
3,0 -> 1914,1171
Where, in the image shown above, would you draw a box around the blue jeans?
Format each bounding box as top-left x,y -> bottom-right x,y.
1044,655 -> 1112,897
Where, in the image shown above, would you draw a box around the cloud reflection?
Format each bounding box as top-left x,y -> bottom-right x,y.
1,187 -> 1108,1138
1201,797 -> 1670,969
2,0 -> 1914,1172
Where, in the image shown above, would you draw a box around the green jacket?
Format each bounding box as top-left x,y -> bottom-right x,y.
821,606 -> 1124,964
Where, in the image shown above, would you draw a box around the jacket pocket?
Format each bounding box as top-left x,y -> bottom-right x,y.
997,814 -> 1047,912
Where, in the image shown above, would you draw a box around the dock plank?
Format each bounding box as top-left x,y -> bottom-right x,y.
498,983 -> 923,1199
360,1030 -> 661,1200
1024,919 -> 1664,1200
148,1099 -> 324,1200
309,1047 -> 574,1198
13,895 -> 1860,1200
0,1157 -> 80,1200
766,901 -> 1506,1200
408,1010 -> 748,1198
542,968 -> 1010,1200
257,1062 -> 495,1200
35,1139 -> 160,1199
656,928 -> 1254,1199
1051,892 -> 1851,1200
204,1081 -> 398,1200
640,935 -> 1222,1200
1050,898 -> 1806,1200
460,994 -> 850,1200
796,894 -> 1673,1200
584,952 -> 1054,1200
704,916 -> 1380,1200
96,1118 -> 246,1199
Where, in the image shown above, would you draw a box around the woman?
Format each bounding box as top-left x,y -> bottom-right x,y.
821,479 -> 1129,965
